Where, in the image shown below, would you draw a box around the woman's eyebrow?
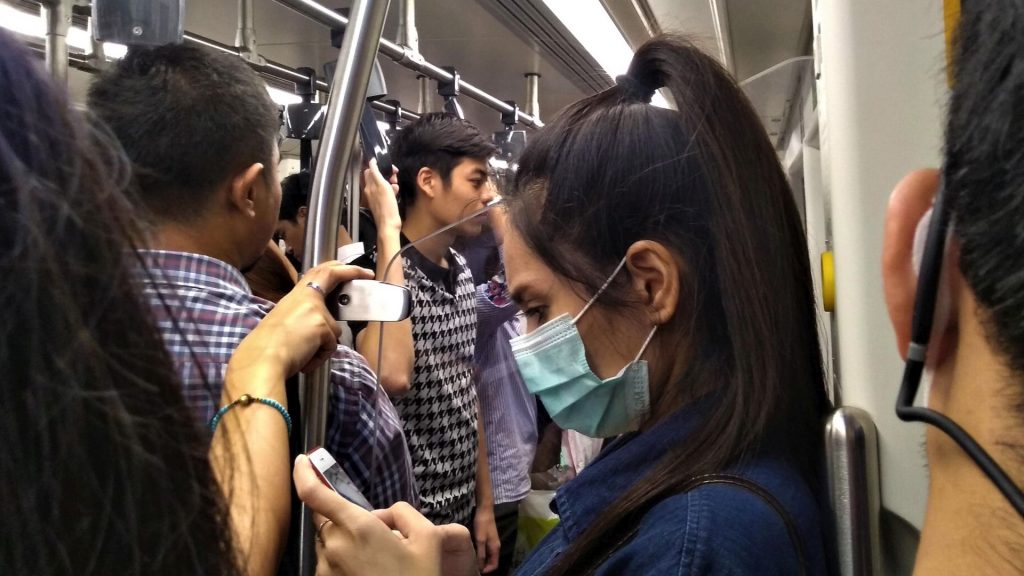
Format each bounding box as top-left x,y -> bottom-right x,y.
508,286 -> 524,306
508,278 -> 533,306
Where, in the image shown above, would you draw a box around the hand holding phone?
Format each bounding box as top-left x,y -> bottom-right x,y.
328,279 -> 412,323
359,104 -> 393,179
307,447 -> 374,511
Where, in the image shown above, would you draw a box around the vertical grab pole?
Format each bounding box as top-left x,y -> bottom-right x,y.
417,74 -> 432,113
525,72 -> 540,121
297,0 -> 391,574
397,0 -> 418,52
40,0 -> 71,84
235,0 -> 259,60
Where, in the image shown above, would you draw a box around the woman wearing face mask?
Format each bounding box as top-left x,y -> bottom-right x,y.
295,34 -> 833,576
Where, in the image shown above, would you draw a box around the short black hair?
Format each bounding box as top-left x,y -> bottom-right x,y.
87,43 -> 279,223
390,112 -> 497,206
279,171 -> 310,221
946,4 -> 1024,376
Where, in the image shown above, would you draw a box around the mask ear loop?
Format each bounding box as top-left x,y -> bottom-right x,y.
573,257 -> 630,324
632,325 -> 658,363
572,255 -> 658,364
896,176 -> 1024,517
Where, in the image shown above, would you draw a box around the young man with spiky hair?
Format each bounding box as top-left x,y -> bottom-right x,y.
353,112 -> 501,573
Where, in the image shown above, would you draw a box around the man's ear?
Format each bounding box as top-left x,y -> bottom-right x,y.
415,167 -> 439,200
228,163 -> 266,218
298,205 -> 308,222
625,240 -> 681,326
883,168 -> 943,359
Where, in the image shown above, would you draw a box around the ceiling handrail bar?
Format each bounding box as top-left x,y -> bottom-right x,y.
18,0 -> 421,121
272,0 -> 544,128
183,31 -> 421,120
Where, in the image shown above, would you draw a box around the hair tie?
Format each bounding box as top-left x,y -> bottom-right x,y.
615,74 -> 655,104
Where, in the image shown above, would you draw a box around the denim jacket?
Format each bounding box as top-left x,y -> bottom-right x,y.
515,401 -> 830,575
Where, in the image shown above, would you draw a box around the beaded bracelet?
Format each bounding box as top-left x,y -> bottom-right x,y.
209,394 -> 292,436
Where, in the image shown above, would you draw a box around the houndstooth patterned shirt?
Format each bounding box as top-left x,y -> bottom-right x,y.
355,243 -> 479,525
135,250 -> 416,509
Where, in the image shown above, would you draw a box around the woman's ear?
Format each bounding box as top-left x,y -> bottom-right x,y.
883,168 -> 942,359
624,240 -> 681,326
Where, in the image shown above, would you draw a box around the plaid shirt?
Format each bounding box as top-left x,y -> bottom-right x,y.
136,250 -> 416,508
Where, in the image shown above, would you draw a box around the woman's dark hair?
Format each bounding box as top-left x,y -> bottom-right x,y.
508,35 -> 830,574
0,32 -> 239,574
946,3 -> 1024,378
390,112 -> 498,207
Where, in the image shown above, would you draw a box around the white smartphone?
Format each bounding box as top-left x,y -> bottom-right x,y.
307,447 -> 374,511
334,279 -> 412,322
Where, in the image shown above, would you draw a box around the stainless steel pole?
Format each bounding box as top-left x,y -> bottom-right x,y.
20,4 -> 420,123
417,74 -> 431,114
376,98 -> 420,121
397,0 -> 418,53
297,0 -> 390,573
235,0 -> 263,63
525,72 -> 540,121
40,0 -> 71,84
181,32 -> 418,120
88,24 -> 109,71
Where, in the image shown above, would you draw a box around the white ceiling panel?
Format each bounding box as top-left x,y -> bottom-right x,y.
642,0 -> 812,148
645,0 -> 727,68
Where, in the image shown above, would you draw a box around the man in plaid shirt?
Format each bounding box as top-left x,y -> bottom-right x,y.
88,43 -> 415,510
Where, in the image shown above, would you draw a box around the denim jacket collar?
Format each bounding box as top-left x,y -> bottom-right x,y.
552,397 -> 712,540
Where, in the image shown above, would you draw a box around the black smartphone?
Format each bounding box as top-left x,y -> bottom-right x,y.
358,104 -> 393,179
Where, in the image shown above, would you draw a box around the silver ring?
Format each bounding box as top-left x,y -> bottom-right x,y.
316,518 -> 332,544
306,281 -> 325,297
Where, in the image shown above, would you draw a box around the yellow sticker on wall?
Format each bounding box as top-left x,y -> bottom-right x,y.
944,0 -> 961,87
821,251 -> 835,312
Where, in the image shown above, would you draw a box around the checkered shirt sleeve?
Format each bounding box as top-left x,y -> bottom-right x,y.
137,250 -> 415,509
327,349 -> 418,508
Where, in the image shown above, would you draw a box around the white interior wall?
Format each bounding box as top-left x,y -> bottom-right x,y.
778,64 -> 834,397
802,142 -> 833,396
812,0 -> 947,539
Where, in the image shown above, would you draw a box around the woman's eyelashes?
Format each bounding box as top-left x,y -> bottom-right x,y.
523,306 -> 547,324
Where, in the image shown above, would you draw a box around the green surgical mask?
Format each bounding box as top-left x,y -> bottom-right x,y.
510,258 -> 657,438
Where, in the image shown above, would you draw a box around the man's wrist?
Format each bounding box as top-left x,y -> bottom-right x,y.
376,218 -> 402,235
